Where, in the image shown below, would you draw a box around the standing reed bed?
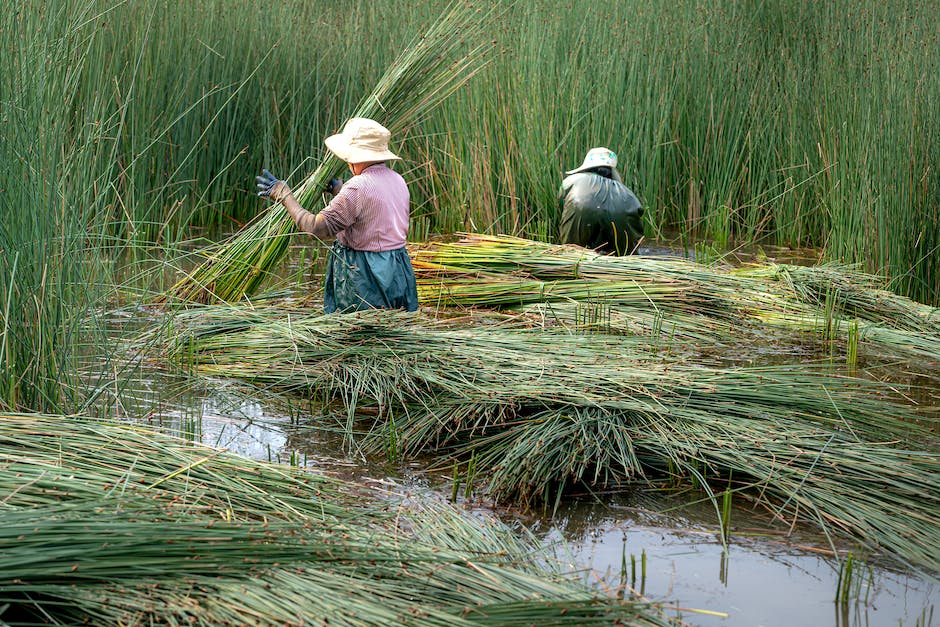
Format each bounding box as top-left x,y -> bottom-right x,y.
10,1 -> 936,307
164,1 -> 503,304
0,1 -> 125,413
0,414 -> 672,626
147,306 -> 939,574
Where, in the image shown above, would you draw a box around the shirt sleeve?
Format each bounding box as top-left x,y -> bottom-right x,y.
316,184 -> 361,236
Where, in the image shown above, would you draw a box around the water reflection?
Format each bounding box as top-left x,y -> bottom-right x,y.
118,372 -> 290,461
540,497 -> 937,627
158,401 -> 287,460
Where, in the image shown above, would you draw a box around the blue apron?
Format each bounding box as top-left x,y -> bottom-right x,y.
323,241 -> 419,314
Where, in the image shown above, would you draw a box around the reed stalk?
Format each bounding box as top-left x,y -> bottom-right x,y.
0,2 -> 123,413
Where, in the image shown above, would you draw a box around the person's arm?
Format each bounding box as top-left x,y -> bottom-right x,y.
256,169 -> 332,238
272,183 -> 331,238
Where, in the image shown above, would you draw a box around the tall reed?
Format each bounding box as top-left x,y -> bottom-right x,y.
0,1 -> 120,412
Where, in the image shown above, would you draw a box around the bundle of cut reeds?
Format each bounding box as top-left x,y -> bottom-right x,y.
164,3 -> 501,304
740,262 -> 940,334
0,414 -> 672,625
413,234 -> 940,361
412,234 -> 819,322
150,306 -> 940,574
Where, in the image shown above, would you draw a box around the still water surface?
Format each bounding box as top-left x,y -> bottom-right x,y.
122,371 -> 936,627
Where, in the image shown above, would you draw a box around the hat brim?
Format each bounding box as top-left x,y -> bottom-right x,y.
324,133 -> 400,163
565,164 -> 621,176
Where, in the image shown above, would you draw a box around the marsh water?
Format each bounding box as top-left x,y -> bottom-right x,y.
119,370 -> 936,627
116,239 -> 938,626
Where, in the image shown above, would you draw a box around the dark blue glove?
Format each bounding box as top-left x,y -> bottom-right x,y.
255,169 -> 284,198
324,177 -> 343,196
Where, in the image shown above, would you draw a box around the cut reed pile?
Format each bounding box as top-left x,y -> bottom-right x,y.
164,3 -> 501,304
740,262 -> 940,335
0,414 -> 671,625
412,234 -> 940,361
150,306 -> 940,574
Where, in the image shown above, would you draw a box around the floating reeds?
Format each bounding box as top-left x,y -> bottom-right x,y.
0,414 -> 671,625
163,4 -> 501,304
149,306 -> 940,574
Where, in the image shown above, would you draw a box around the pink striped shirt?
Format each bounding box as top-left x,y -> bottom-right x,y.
316,164 -> 410,252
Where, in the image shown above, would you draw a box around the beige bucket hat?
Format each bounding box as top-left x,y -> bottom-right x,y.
324,117 -> 400,163
566,147 -> 619,175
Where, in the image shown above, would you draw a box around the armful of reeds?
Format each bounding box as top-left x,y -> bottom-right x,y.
163,2 -> 503,305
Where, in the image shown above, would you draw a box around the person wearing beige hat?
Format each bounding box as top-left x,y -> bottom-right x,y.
558,147 -> 644,255
256,117 -> 418,313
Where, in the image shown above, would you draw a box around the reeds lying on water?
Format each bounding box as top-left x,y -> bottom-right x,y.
412,234 -> 940,361
164,4 -> 500,304
150,306 -> 940,574
0,414 -> 671,626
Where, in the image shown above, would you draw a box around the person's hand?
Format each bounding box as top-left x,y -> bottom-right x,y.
324,177 -> 343,196
256,169 -> 289,201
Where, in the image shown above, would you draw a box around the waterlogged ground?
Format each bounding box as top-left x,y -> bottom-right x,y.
116,368 -> 937,627
544,499 -> 937,626
113,238 -> 937,625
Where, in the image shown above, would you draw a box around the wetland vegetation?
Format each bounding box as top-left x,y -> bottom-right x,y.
2,0 -> 938,624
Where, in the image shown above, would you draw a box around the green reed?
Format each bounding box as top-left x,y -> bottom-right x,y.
0,1 -> 118,413
0,414 -> 672,626
8,0 -> 936,305
148,305 -> 940,572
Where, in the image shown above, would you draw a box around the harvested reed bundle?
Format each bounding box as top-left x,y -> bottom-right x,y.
414,234 -> 940,362
0,418 -> 355,518
152,306 -> 939,571
0,414 -> 671,626
413,234 -> 819,322
164,4 -> 500,304
742,262 -> 940,334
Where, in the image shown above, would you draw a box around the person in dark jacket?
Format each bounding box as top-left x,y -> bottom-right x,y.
558,147 -> 644,255
255,117 -> 419,314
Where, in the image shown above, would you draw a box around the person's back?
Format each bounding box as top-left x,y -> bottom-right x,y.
255,118 -> 419,314
558,148 -> 643,255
